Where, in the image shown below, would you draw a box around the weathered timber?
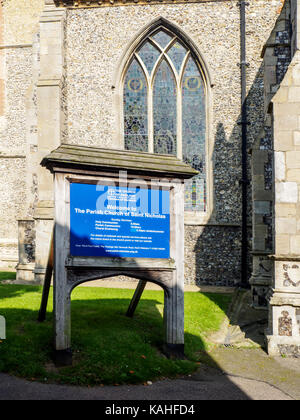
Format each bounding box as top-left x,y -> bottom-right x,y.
41,144 -> 198,179
40,144 -> 196,365
38,234 -> 54,322
65,256 -> 176,270
126,280 -> 147,318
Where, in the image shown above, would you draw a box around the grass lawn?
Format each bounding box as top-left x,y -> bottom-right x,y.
0,272 -> 16,281
0,283 -> 231,386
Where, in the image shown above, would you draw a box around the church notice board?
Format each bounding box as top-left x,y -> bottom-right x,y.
70,182 -> 170,259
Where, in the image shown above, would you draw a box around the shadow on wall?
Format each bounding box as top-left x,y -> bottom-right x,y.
187,61 -> 271,350
190,62 -> 267,288
4,17 -> 281,399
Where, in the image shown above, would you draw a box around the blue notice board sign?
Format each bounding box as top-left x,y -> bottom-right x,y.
70,183 -> 170,258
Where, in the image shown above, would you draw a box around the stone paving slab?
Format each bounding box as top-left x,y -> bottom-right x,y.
207,347 -> 300,400
205,288 -> 300,400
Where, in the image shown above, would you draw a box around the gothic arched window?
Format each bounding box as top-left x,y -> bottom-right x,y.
123,27 -> 207,212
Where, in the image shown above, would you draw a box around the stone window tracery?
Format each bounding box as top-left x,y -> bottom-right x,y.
123,28 -> 207,212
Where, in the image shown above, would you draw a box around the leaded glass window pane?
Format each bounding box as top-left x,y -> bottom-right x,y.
123,29 -> 207,213
124,59 -> 148,152
167,42 -> 187,74
151,30 -> 173,49
137,41 -> 160,76
153,60 -> 177,155
182,57 -> 206,211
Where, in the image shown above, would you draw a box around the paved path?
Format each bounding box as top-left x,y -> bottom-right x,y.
208,347 -> 300,400
0,363 -> 294,400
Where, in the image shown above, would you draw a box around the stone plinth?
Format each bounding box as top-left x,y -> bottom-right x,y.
266,262 -> 300,356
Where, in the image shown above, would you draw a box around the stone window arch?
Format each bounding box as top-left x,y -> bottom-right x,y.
116,20 -> 212,216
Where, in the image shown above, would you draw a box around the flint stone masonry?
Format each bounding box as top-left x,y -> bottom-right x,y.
5,0 -> 300,357
2,0 -> 44,45
0,158 -> 27,267
184,224 -> 242,287
0,0 -> 44,267
0,0 -> 285,289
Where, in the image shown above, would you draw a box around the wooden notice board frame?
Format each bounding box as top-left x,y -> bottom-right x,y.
39,145 -> 198,366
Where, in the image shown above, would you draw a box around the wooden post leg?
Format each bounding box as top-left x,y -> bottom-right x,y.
53,272 -> 72,366
126,280 -> 147,317
53,173 -> 72,366
38,236 -> 53,322
163,271 -> 185,359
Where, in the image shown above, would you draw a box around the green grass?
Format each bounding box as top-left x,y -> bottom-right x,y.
0,272 -> 16,281
0,284 -> 231,386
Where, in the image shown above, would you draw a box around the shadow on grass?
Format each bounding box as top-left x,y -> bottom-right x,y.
0,284 -> 41,300
0,284 -> 249,399
0,272 -> 16,282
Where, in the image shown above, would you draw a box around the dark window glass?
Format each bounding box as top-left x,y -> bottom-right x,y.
167,41 -> 187,74
123,30 -> 207,212
152,30 -> 173,49
124,59 -> 148,152
153,60 -> 177,155
182,57 -> 206,211
137,41 -> 160,76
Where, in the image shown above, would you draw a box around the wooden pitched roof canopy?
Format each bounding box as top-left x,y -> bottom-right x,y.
41,144 -> 198,178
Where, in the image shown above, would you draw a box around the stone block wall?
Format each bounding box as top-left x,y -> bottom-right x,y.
267,52 -> 300,355
250,0 -> 291,307
260,0 -> 300,356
